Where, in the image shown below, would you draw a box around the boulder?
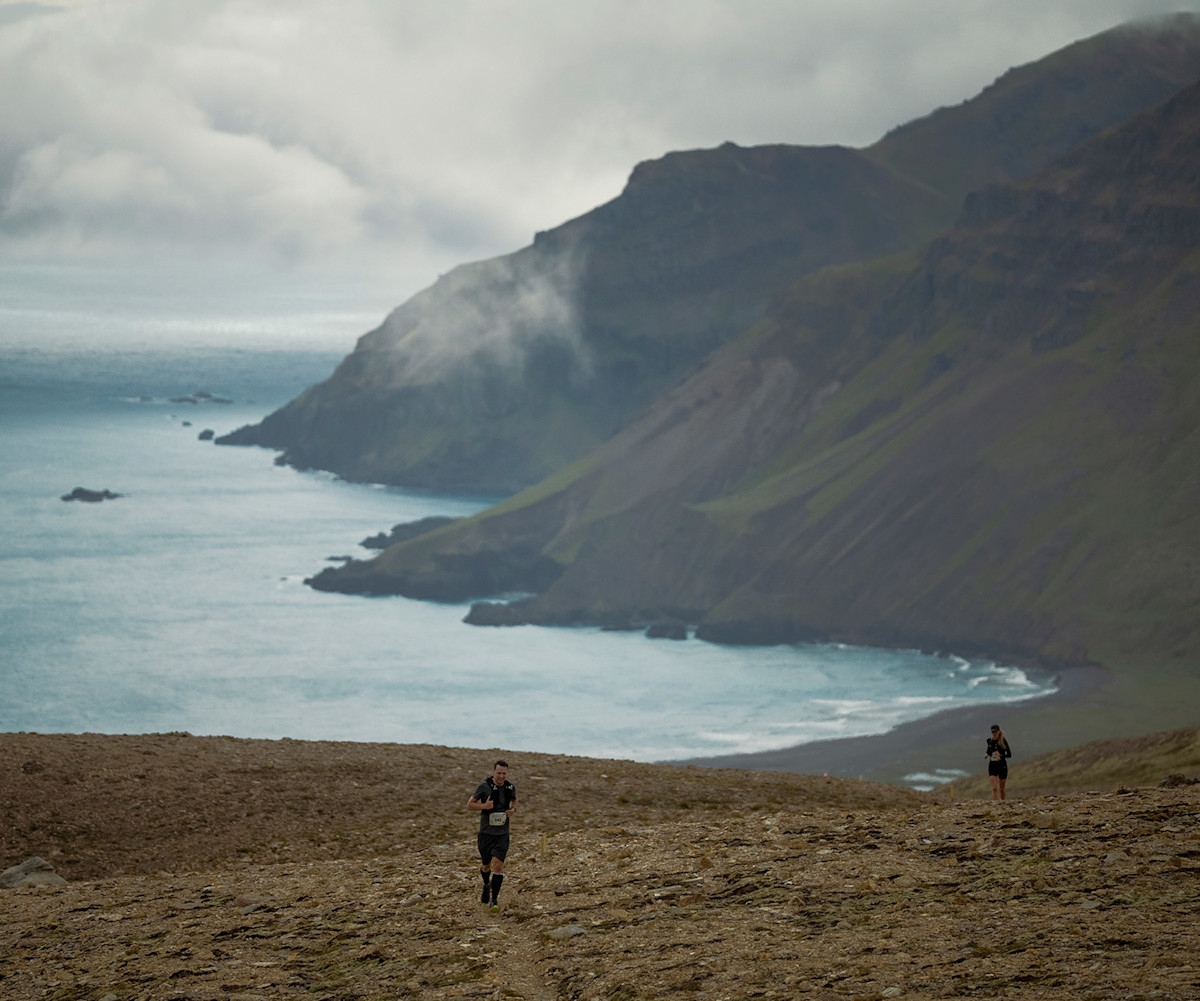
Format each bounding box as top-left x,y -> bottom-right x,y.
0,857 -> 67,889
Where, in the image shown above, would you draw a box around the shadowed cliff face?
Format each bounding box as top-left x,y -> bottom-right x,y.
315,78 -> 1200,688
219,16 -> 1200,494
220,143 -> 948,492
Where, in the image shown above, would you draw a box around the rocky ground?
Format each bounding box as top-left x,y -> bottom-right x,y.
2,732 -> 1199,1000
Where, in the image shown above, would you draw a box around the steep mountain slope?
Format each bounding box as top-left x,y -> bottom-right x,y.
867,12 -> 1200,201
312,77 -> 1200,707
219,15 -> 1200,494
220,144 -> 947,492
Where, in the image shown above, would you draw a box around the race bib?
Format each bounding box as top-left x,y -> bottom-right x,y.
489,811 -> 507,827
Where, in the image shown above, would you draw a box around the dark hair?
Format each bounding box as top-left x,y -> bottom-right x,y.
494,759 -> 508,769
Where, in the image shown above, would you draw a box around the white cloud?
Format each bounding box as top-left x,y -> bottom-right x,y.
0,0 -> 1195,301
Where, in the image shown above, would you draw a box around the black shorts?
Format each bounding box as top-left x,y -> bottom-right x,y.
988,760 -> 1008,780
478,829 -> 510,864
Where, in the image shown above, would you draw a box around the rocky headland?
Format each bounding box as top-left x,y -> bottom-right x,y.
2,730 -> 1198,1000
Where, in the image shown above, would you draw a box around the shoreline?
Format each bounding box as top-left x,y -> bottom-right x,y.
674,662 -> 1111,785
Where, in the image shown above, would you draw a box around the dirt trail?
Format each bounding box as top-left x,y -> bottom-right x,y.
2,734 -> 1199,999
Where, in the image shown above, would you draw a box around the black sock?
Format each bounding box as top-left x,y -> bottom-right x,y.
490,873 -> 504,903
480,868 -> 491,901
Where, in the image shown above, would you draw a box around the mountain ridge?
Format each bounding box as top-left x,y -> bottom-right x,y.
218,14 -> 1200,495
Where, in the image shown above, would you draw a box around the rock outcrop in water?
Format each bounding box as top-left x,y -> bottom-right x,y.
60,487 -> 122,503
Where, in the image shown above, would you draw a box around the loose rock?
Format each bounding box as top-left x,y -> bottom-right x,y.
0,857 -> 67,888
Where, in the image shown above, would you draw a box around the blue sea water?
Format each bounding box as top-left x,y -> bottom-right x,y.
0,265 -> 1056,781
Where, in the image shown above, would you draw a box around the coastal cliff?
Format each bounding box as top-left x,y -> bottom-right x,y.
219,142 -> 948,493
312,73 -> 1200,696
217,18 -> 1200,752
219,16 -> 1200,496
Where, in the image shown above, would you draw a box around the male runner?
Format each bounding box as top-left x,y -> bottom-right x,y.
468,759 -> 517,910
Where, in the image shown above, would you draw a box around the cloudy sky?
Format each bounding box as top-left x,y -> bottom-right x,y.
1,0 -> 1197,306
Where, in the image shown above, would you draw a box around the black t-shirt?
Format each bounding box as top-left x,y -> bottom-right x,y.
474,777 -> 517,833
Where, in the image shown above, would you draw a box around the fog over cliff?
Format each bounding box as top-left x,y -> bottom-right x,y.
362,244 -> 590,387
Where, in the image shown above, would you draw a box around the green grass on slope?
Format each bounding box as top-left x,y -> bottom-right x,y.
694,249 -> 1200,669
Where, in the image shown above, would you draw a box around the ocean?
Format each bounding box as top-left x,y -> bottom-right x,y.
0,264 -> 1055,786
